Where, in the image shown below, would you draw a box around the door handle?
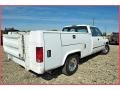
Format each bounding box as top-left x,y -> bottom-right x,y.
72,35 -> 76,39
98,38 -> 99,41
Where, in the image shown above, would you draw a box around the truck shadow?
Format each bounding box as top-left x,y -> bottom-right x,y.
109,44 -> 119,46
41,68 -> 62,80
31,67 -> 62,80
32,52 -> 101,80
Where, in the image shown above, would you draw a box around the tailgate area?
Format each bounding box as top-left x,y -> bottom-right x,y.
3,32 -> 26,60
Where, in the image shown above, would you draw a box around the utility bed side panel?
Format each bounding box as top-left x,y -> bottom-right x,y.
61,32 -> 92,58
44,32 -> 62,71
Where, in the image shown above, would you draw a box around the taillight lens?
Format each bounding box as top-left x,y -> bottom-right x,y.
36,47 -> 43,63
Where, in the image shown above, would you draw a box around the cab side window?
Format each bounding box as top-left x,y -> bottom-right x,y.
95,28 -> 102,36
90,27 -> 102,36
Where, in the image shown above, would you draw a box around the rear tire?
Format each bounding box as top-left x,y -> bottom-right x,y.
62,54 -> 79,76
101,45 -> 110,55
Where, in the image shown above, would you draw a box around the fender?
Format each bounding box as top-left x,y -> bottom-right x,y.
61,49 -> 81,66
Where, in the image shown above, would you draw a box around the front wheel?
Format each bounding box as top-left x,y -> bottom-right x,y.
62,54 -> 79,76
101,45 -> 110,55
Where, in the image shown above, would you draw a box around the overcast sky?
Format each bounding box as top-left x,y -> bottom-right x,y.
2,6 -> 118,33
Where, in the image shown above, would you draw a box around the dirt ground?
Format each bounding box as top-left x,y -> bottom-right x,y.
2,45 -> 119,84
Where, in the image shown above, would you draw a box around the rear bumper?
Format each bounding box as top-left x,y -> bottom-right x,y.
30,63 -> 44,74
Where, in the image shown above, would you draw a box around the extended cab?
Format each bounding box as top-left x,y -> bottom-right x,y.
3,25 -> 109,76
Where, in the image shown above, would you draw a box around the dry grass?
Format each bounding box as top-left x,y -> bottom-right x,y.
2,45 -> 118,84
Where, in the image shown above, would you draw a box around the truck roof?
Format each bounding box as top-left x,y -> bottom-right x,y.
64,24 -> 96,28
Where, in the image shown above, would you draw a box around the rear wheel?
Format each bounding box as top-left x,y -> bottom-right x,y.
62,54 -> 79,76
101,45 -> 110,54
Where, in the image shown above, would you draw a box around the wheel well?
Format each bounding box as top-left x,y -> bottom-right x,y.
62,52 -> 81,66
66,52 -> 81,61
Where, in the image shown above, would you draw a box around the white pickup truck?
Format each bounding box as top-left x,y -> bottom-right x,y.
3,25 -> 109,76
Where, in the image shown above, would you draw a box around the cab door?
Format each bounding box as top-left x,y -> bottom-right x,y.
90,27 -> 104,53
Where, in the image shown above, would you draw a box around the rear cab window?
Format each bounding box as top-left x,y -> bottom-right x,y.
76,26 -> 88,33
62,26 -> 88,33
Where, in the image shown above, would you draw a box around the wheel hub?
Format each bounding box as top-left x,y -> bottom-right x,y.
69,58 -> 77,71
103,46 -> 108,53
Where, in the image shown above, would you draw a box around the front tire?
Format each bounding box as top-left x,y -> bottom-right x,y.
101,45 -> 110,54
62,54 -> 79,76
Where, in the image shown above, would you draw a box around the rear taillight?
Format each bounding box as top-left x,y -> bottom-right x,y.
36,47 -> 43,63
